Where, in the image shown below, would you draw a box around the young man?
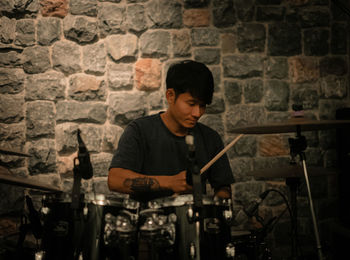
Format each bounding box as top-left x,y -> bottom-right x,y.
108,60 -> 234,202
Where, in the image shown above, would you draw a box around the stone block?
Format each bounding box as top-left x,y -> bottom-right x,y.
237,23 -> 265,53
199,114 -> 224,137
106,34 -> 137,62
146,0 -> 182,29
331,23 -> 347,55
108,92 -> 146,126
26,101 -> 55,138
98,3 -> 126,37
63,15 -> 98,45
235,0 -> 255,22
91,152 -> 114,177
69,0 -> 97,16
172,30 -> 191,57
320,57 -> 347,77
291,83 -> 319,110
233,181 -> 265,202
288,57 -> 319,83
304,28 -> 329,56
256,6 -> 285,22
0,123 -> 26,167
140,30 -> 170,57
37,17 -> 61,46
56,101 -> 107,124
194,48 -> 220,65
212,0 -> 236,28
41,0 -> 69,18
28,138 -> 57,174
0,94 -> 24,123
69,74 -> 106,101
244,79 -> 264,103
79,124 -> 103,153
221,32 -> 236,54
229,157 -> 253,182
268,23 -> 301,56
0,16 -> 16,44
224,80 -> 242,105
101,124 -> 124,153
108,63 -> 134,91
55,123 -> 78,155
146,91 -> 164,111
223,55 -> 264,78
226,105 -> 265,131
0,47 -> 22,68
26,71 -> 66,101
319,100 -> 346,120
299,7 -> 330,28
191,28 -> 219,46
258,135 -> 289,157
211,66 -> 221,92
231,135 -> 257,157
135,58 -> 161,91
0,68 -> 25,94
183,9 -> 210,27
22,46 -> 51,74
82,42 -> 106,75
264,80 -> 289,111
52,40 -> 81,75
126,4 -> 147,33
206,94 -> 225,114
320,76 -> 347,99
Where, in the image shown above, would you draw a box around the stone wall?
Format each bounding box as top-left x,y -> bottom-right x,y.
0,0 -> 349,258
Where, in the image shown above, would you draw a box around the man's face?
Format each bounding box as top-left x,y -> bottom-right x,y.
168,90 -> 206,129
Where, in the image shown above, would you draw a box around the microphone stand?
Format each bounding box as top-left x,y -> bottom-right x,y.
288,126 -> 324,260
186,134 -> 202,260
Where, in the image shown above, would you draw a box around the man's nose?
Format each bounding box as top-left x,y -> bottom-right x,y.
192,105 -> 202,118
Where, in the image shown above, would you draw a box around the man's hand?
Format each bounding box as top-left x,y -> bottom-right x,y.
167,170 -> 193,194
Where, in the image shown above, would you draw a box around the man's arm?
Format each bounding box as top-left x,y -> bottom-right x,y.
108,167 -> 192,195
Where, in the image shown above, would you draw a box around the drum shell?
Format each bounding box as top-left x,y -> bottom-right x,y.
144,194 -> 232,260
40,193 -> 139,260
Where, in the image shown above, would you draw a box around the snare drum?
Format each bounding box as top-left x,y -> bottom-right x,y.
40,192 -> 139,260
140,194 -> 233,260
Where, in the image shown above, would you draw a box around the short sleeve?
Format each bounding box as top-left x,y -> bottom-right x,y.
109,122 -> 144,173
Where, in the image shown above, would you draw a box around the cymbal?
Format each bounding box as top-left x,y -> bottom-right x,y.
0,148 -> 31,157
0,166 -> 62,192
229,118 -> 350,134
247,165 -> 337,179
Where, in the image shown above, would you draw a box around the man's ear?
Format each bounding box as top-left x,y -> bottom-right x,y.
166,88 -> 175,104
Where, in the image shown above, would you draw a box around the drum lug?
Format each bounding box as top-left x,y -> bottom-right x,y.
187,205 -> 194,223
189,242 -> 196,259
225,243 -> 235,259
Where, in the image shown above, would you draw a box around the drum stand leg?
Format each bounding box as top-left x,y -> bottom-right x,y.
289,129 -> 324,260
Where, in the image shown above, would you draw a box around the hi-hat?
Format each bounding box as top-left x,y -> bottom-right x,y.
0,148 -> 31,157
0,166 -> 62,192
229,118 -> 350,134
247,165 -> 337,179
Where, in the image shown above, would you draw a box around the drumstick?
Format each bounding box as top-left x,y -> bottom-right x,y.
200,134 -> 244,174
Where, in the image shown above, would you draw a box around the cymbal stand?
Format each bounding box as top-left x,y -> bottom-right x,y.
288,126 -> 324,260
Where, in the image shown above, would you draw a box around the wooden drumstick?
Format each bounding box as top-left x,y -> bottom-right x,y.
200,134 -> 244,174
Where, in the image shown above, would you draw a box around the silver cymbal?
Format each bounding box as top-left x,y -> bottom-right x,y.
0,166 -> 62,192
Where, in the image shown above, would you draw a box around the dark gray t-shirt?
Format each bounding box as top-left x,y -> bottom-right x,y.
110,113 -> 234,200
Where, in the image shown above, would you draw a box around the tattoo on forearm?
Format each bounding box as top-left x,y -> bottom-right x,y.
124,177 -> 161,193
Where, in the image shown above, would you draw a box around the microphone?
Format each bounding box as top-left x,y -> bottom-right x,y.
185,134 -> 195,185
25,195 -> 42,239
234,190 -> 270,225
77,129 -> 93,180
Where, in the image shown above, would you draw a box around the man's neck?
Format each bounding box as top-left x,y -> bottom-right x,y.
160,111 -> 189,137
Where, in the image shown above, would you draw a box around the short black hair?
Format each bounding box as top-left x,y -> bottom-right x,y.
166,60 -> 214,105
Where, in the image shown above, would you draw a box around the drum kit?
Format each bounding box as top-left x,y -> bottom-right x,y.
1,116 -> 350,260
